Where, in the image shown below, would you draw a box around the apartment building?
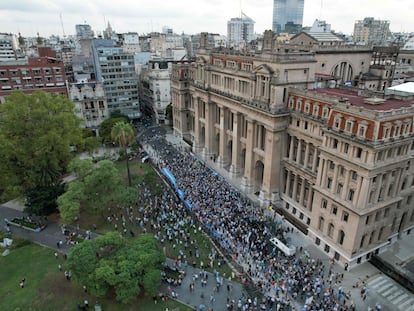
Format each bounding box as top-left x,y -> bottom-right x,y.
69,82 -> 108,133
0,54 -> 67,102
353,17 -> 390,46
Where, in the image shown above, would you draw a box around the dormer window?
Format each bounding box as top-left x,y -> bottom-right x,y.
297,100 -> 302,111
358,122 -> 368,138
313,104 -> 319,116
393,121 -> 402,137
345,118 -> 355,133
304,102 -> 310,114
383,123 -> 392,139
288,96 -> 294,109
334,115 -> 342,129
322,107 -> 329,118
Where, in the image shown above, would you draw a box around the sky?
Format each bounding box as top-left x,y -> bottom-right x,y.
1,0 -> 413,38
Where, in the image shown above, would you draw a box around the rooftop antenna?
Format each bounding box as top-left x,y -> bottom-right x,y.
60,13 -> 66,38
319,0 -> 323,20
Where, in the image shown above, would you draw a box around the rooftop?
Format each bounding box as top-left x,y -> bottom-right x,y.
311,87 -> 414,111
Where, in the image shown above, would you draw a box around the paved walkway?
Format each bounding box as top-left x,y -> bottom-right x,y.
0,203 -> 249,310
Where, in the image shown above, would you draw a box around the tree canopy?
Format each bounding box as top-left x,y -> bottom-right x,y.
57,158 -> 136,223
111,121 -> 135,186
99,116 -> 128,144
0,91 -> 82,212
67,232 -> 165,304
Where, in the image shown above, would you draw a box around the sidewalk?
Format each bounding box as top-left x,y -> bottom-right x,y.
0,202 -> 95,254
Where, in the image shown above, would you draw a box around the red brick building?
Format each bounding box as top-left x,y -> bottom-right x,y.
0,50 -> 67,102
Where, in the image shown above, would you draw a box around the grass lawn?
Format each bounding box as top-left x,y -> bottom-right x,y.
0,237 -> 193,311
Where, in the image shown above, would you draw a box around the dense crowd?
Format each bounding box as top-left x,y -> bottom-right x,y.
127,126 -> 363,310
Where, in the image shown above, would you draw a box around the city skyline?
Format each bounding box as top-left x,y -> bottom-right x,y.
1,0 -> 413,38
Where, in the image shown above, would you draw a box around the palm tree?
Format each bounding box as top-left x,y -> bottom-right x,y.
111,121 -> 135,186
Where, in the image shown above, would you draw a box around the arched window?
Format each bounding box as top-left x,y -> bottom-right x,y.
318,217 -> 325,231
328,223 -> 334,238
338,230 -> 345,245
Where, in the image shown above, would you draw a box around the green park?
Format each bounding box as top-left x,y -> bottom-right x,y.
0,91 -> 233,310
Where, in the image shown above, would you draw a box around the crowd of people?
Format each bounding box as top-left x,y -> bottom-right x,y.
104,125 -> 366,311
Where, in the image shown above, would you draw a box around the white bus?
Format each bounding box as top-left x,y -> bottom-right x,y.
269,237 -> 296,256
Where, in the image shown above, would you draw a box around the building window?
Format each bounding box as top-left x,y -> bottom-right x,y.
344,143 -> 349,153
360,234 -> 366,248
334,252 -> 340,260
348,189 -> 355,201
315,237 -> 320,245
331,205 -> 338,215
378,227 -> 384,240
336,183 -> 343,195
318,217 -> 325,231
313,105 -> 319,116
324,244 -> 330,253
342,211 -> 349,222
356,147 -> 362,158
334,117 -> 341,129
351,171 -> 358,180
322,107 -> 329,118
322,199 -> 328,209
327,223 -> 334,238
358,122 -> 368,138
345,120 -> 354,132
326,178 -> 332,189
338,230 -> 345,245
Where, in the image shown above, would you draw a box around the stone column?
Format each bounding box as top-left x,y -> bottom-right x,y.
260,128 -> 282,201
383,171 -> 392,200
230,111 -> 242,177
374,174 -> 383,202
192,96 -> 202,154
299,178 -> 306,206
392,169 -> 402,196
356,176 -> 369,208
285,170 -> 292,196
217,105 -> 228,167
289,135 -> 295,160
312,147 -> 318,173
296,139 -> 302,164
241,118 -> 255,192
202,100 -> 216,160
303,142 -> 310,169
317,157 -> 326,186
331,163 -> 339,193
342,169 -> 351,201
292,174 -> 299,202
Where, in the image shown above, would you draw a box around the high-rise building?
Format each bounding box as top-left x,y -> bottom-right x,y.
353,17 -> 390,46
91,39 -> 140,119
227,13 -> 255,49
272,0 -> 304,34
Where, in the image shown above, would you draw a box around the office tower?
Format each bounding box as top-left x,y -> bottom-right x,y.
227,13 -> 255,49
353,17 -> 390,46
92,39 -> 140,119
272,0 -> 304,34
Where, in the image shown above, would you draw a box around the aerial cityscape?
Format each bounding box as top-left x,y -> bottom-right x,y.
0,0 -> 413,310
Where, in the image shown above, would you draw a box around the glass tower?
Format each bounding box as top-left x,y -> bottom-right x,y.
272,0 -> 304,34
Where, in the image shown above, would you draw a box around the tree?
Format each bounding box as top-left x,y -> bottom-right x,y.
67,232 -> 165,304
24,183 -> 65,215
111,121 -> 135,186
57,159 -> 136,223
0,91 -> 82,214
99,117 -> 128,144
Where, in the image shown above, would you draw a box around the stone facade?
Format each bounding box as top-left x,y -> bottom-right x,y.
171,37 -> 414,268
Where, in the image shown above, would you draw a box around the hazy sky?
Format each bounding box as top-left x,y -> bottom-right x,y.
1,0 -> 413,38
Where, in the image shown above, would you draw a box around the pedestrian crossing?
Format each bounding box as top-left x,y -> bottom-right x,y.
369,275 -> 414,310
